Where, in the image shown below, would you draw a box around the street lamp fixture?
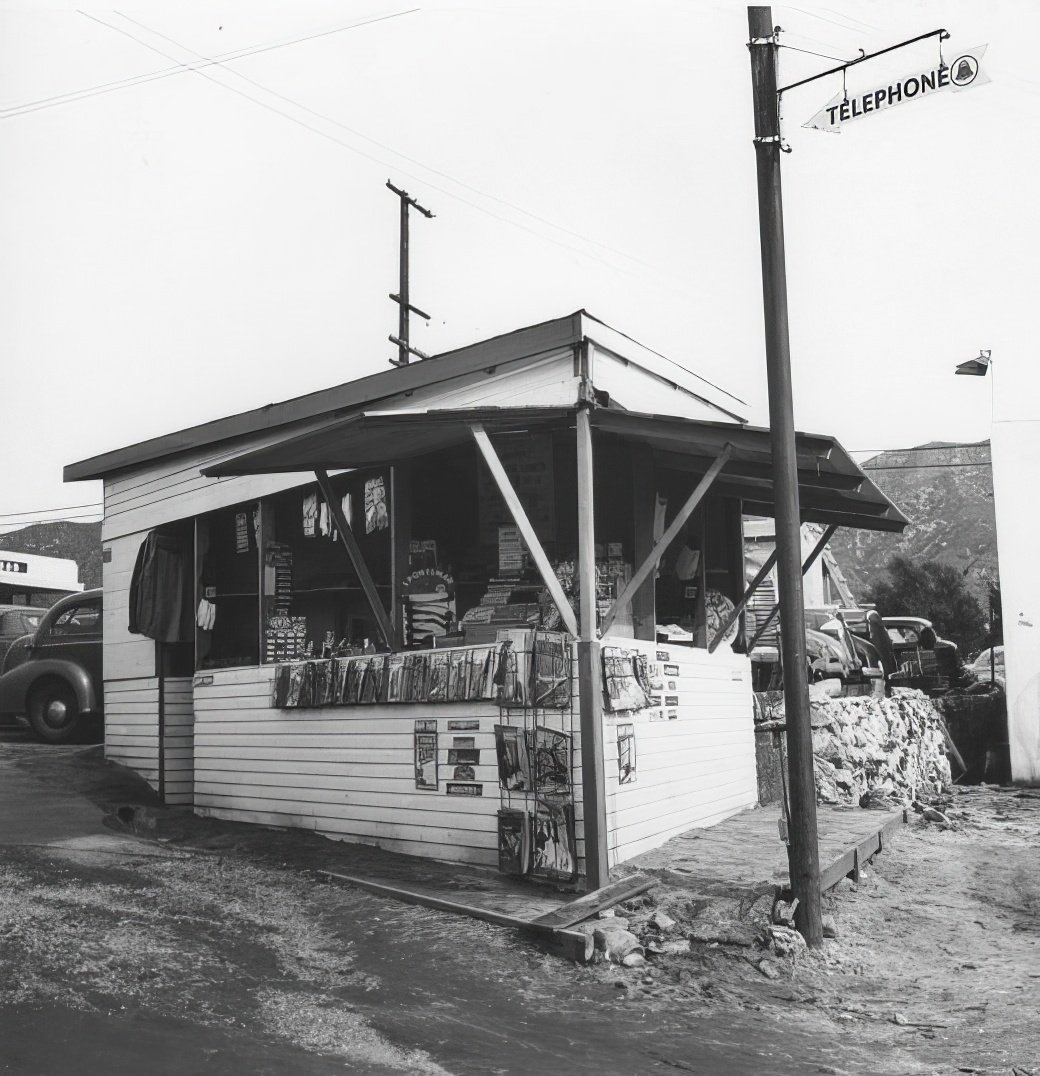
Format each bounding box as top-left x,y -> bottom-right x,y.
955,349 -> 992,377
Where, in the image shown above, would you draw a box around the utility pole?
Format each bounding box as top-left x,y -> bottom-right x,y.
387,180 -> 434,366
746,6 -> 823,946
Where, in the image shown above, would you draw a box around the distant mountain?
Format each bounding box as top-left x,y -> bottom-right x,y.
828,441 -> 996,606
0,521 -> 103,589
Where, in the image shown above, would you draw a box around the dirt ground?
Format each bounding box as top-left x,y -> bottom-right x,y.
2,743 -> 1039,1075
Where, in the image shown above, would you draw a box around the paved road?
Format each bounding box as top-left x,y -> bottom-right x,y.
0,741 -> 863,1075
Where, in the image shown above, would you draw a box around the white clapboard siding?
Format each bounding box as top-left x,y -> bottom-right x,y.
162,676 -> 194,805
192,652 -> 585,874
105,677 -> 160,791
600,636 -> 757,866
101,348 -> 578,543
102,532 -> 156,682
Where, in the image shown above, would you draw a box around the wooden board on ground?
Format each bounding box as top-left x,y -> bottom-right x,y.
319,868 -> 593,963
528,873 -> 655,929
624,804 -> 906,896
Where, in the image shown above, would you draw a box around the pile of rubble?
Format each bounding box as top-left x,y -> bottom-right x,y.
805,688 -> 952,805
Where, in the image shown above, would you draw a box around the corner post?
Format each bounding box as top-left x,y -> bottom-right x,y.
576,350 -> 609,892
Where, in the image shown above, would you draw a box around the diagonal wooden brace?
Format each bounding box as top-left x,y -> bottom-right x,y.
470,424 -> 579,638
708,545 -> 779,653
746,523 -> 839,652
599,443 -> 733,637
314,469 -> 397,649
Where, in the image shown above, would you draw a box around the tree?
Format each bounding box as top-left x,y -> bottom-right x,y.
865,554 -> 987,656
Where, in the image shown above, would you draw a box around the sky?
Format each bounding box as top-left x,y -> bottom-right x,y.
2,0 -> 1037,534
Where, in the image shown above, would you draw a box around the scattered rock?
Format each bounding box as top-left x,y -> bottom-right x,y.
773,897 -> 799,927
688,922 -> 756,948
651,912 -> 676,933
593,926 -> 643,964
892,1012 -> 908,1026
766,925 -> 807,957
770,691 -> 953,806
821,914 -> 838,939
645,939 -> 690,956
756,958 -> 781,980
622,952 -> 646,968
922,807 -> 951,825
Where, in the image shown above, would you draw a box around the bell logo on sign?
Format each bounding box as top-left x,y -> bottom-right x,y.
952,55 -> 979,87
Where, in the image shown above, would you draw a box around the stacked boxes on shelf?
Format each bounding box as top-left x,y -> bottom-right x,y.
264,615 -> 308,663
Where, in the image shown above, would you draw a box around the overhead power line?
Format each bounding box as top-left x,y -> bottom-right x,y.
111,10 -> 660,274
862,461 -> 993,471
0,504 -> 103,520
0,512 -> 104,529
7,8 -> 755,386
70,7 -> 735,355
1,9 -> 420,119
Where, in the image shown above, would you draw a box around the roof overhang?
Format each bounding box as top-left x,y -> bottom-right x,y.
203,405 -> 909,534
64,311 -> 751,483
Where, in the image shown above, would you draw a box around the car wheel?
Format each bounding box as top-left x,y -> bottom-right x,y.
27,679 -> 82,744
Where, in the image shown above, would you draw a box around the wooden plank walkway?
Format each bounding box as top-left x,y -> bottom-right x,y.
623,804 -> 906,896
315,805 -> 905,961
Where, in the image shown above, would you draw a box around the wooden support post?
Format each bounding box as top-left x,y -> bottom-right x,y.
390,463 -> 412,646
600,444 -> 733,637
470,424 -> 579,637
630,444 -> 658,641
314,469 -> 396,649
748,4 -> 822,946
576,403 -> 608,891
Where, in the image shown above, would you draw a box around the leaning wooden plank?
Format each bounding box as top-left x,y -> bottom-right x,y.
318,869 -> 593,963
527,873 -> 655,929
818,811 -> 905,893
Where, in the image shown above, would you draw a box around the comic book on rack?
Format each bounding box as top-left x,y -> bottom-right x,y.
530,800 -> 576,883
494,724 -> 533,791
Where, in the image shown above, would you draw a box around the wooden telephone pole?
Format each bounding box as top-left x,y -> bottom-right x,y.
387,180 -> 434,366
746,5 -> 824,946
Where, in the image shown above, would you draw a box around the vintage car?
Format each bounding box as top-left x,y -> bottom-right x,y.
0,589 -> 102,743
0,604 -> 47,673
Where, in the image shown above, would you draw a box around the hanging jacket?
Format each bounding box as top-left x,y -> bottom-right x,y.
128,531 -> 190,642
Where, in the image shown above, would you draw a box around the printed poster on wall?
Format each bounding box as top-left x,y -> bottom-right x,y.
414,719 -> 438,790
618,723 -> 636,784
365,475 -> 389,534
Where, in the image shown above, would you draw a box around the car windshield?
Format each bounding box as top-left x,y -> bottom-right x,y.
1,611 -> 41,634
49,603 -> 101,636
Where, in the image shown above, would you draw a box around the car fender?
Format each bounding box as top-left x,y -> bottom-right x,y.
0,658 -> 99,716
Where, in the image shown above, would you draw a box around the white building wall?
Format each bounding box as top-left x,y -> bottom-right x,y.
991,419 -> 1040,782
601,636 -> 757,865
191,661 -> 584,871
